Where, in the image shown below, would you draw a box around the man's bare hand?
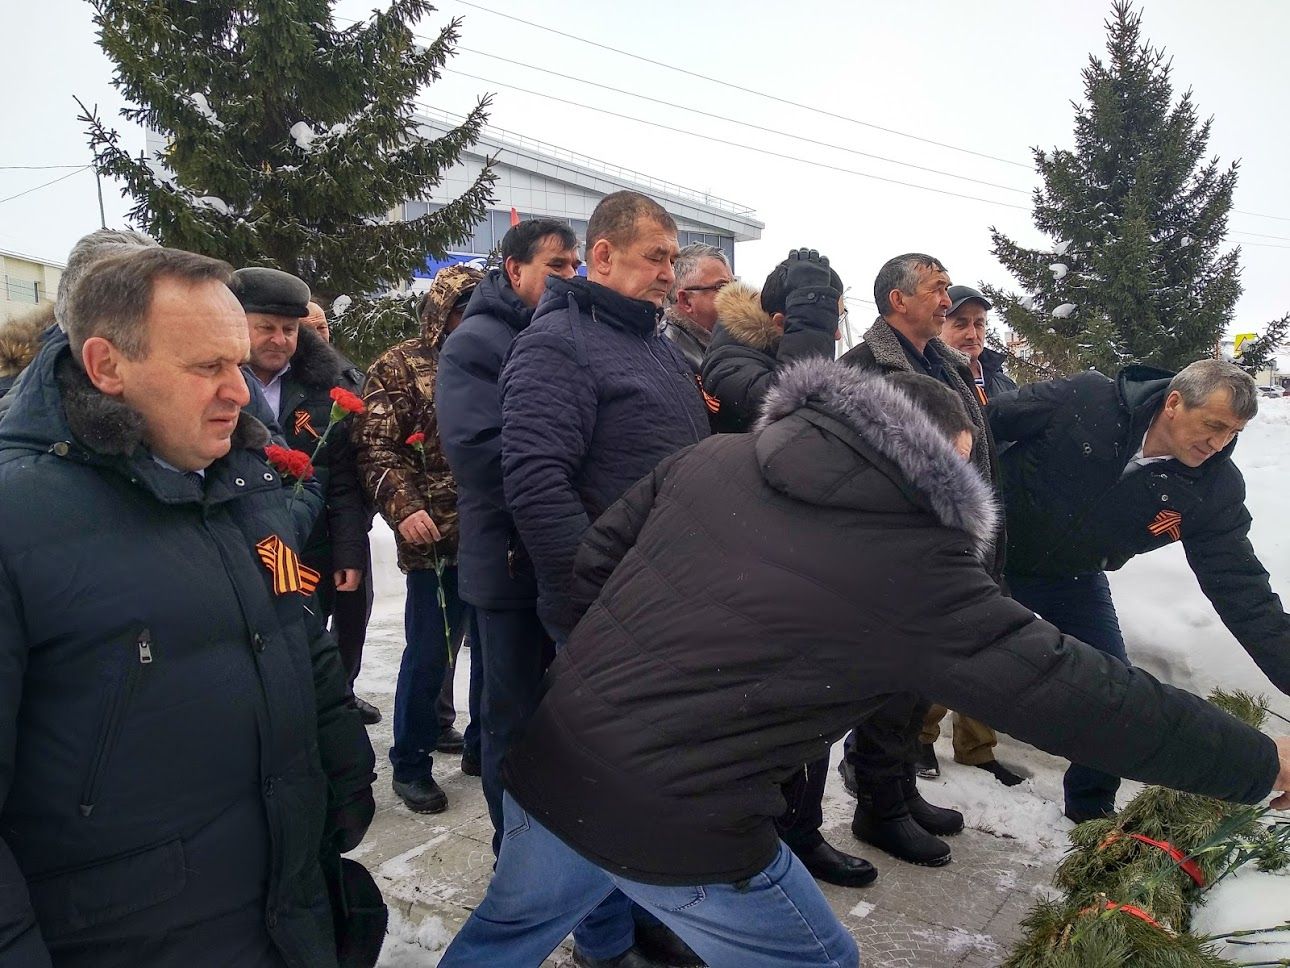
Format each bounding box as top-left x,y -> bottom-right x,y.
398,510 -> 441,546
333,568 -> 363,592
1273,736 -> 1290,810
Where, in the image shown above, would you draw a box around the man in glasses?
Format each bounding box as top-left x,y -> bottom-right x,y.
661,243 -> 733,374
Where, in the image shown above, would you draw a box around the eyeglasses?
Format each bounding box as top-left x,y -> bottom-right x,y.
681,281 -> 732,294
838,310 -> 849,327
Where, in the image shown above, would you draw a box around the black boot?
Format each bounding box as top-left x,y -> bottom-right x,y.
852,778 -> 951,867
792,839 -> 878,888
916,742 -> 940,779
633,919 -> 706,966
900,771 -> 964,837
572,945 -> 670,968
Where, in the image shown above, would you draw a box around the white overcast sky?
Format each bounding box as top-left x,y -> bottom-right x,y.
2,0 -> 1287,331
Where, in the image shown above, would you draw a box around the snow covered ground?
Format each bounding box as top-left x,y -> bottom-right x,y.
356,396 -> 1290,965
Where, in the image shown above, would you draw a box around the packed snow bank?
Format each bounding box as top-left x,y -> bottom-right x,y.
1191,861 -> 1290,962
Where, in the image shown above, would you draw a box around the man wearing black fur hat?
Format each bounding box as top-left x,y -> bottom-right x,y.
233,267 -> 371,718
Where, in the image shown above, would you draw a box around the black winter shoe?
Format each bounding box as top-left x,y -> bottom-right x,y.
435,727 -> 466,754
633,919 -> 706,966
852,780 -> 951,867
350,696 -> 382,725
460,750 -> 481,777
392,776 -> 447,814
838,757 -> 858,798
900,773 -> 964,837
1064,804 -> 1116,825
973,759 -> 1025,787
916,742 -> 940,779
572,944 -> 671,968
793,839 -> 878,888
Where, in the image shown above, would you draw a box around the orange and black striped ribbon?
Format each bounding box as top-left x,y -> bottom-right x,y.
293,410 -> 320,439
1147,509 -> 1182,541
255,535 -> 320,595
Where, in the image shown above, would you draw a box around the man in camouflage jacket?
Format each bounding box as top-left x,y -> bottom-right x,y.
354,264 -> 483,815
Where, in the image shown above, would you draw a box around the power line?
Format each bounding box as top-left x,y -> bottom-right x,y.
0,164 -> 86,171
431,72 -> 1034,212
444,0 -> 1033,171
453,45 -> 1031,197
0,167 -> 91,206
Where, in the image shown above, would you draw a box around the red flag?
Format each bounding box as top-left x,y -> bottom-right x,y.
510,207 -> 520,227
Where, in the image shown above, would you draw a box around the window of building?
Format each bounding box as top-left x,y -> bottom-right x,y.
4,276 -> 39,304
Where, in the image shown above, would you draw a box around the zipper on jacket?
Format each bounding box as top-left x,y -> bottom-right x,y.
644,337 -> 702,442
80,628 -> 152,817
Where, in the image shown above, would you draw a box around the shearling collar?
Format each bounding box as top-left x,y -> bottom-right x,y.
713,281 -> 778,352
55,353 -> 270,458
756,356 -> 998,562
861,316 -> 973,382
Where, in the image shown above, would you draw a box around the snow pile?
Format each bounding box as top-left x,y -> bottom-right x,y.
1191,863 -> 1290,962
377,906 -> 451,967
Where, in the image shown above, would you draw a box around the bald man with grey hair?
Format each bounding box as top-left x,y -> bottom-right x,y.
661,243 -> 732,373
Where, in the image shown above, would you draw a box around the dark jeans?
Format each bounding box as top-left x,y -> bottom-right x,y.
436,627 -> 482,763
1008,571 -> 1129,817
775,756 -> 830,852
389,567 -> 470,783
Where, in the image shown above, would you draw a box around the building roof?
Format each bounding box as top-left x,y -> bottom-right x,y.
0,248 -> 66,270
416,107 -> 764,243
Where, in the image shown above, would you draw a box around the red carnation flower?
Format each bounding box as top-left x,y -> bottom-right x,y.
406,432 -> 426,447
265,444 -> 315,481
329,386 -> 365,415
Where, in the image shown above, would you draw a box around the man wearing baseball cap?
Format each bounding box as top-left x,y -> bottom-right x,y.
941,285 -> 1017,400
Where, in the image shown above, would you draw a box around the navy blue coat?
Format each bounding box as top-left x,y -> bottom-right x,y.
436,269 -> 538,609
500,276 -> 710,636
0,333 -> 375,967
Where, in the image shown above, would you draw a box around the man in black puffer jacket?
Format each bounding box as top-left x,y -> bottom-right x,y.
0,248 -> 377,968
437,356 -> 1289,968
991,358 -> 1290,822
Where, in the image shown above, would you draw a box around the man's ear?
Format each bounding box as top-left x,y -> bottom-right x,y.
771,311 -> 786,332
589,238 -> 613,278
81,336 -> 127,396
503,255 -> 521,288
1162,389 -> 1184,418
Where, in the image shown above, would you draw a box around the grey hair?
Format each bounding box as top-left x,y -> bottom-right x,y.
873,253 -> 946,317
1169,359 -> 1258,420
666,243 -> 729,306
55,228 -> 158,330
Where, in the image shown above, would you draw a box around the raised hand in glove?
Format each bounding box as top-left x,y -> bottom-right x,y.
783,248 -> 842,333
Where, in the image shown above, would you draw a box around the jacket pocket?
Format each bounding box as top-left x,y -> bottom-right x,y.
28,838 -> 187,941
79,626 -> 155,818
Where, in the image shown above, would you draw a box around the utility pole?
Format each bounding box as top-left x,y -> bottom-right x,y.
92,149 -> 105,229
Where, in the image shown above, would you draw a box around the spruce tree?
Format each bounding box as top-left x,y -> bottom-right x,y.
985,2 -> 1241,376
80,0 -> 495,318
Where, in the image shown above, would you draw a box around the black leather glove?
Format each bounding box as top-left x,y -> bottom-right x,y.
784,248 -> 835,296
783,248 -> 841,334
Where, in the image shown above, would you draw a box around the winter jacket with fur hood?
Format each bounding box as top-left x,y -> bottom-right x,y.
701,281 -> 838,433
502,358 -> 1280,886
355,265 -> 482,572
500,275 -> 709,636
0,303 -> 52,397
0,330 -> 376,967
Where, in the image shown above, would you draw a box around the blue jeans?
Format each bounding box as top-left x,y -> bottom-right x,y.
1007,571 -> 1129,817
389,567 -> 470,782
439,792 -> 860,968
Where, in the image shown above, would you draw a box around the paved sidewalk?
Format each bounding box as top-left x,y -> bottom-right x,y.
352,607 -> 1062,967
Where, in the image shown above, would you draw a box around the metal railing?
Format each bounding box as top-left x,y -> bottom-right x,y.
416,105 -> 758,218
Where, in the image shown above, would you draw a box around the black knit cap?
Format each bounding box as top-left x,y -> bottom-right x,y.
230,267 -> 311,318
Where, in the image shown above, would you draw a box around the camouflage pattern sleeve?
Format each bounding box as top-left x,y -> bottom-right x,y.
354,350 -> 427,531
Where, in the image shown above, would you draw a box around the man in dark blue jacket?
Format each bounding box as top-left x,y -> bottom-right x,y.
0,247 -> 377,967
495,193 -> 710,968
991,358 -> 1290,822
436,219 -> 580,849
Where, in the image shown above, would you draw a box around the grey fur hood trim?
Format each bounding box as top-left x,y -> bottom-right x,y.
714,281 -> 779,352
56,355 -> 271,457
756,355 -> 998,561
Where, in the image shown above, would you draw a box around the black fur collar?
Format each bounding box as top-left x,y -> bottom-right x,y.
288,324 -> 346,391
